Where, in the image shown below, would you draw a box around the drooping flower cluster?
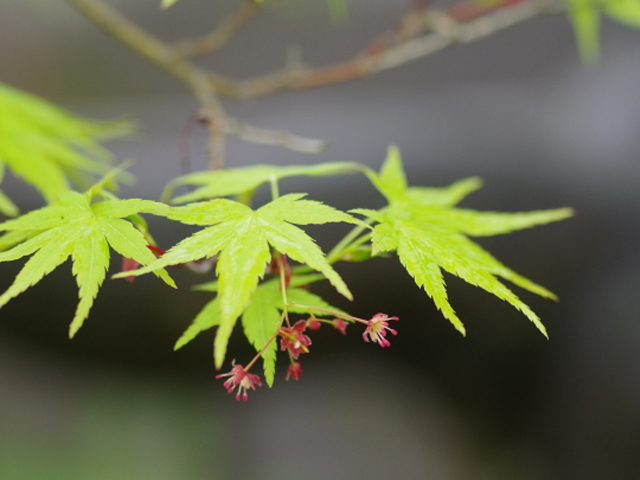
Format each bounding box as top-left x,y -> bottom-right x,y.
333,318 -> 348,335
362,313 -> 399,347
307,318 -> 322,331
216,311 -> 398,400
215,360 -> 263,401
286,361 -> 302,381
279,320 -> 312,359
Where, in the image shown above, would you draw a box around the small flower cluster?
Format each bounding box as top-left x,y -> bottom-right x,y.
216,312 -> 399,401
215,360 -> 262,402
362,313 -> 399,347
279,320 -> 312,360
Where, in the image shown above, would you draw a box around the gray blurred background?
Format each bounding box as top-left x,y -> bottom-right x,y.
1,0 -> 640,478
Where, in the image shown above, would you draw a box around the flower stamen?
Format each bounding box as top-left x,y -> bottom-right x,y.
362,313 -> 399,347
215,360 -> 262,401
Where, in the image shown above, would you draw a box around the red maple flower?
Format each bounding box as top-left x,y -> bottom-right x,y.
333,318 -> 348,335
286,361 -> 303,381
215,360 -> 262,401
121,244 -> 166,282
279,320 -> 312,359
121,256 -> 140,283
307,318 -> 322,331
362,313 -> 399,347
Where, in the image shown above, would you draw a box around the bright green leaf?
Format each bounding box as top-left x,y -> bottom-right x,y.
241,285 -> 281,387
357,147 -> 572,337
370,222 -> 398,255
162,199 -> 251,225
396,226 -> 465,335
568,1 -> 601,63
0,189 -> 19,217
286,287 -> 347,316
564,0 -> 640,64
179,274 -> 341,385
406,177 -> 482,207
0,226 -> 76,311
364,146 -> 407,203
91,198 -> 170,218
0,83 -> 133,203
69,227 -> 110,338
120,196 -> 353,367
378,145 -> 407,201
163,162 -> 363,204
174,296 -> 221,351
0,177 -> 175,335
0,229 -> 40,252
366,148 -> 482,208
406,205 -> 575,237
604,0 -> 640,26
160,0 -> 182,9
214,217 -> 271,369
327,0 -> 349,23
259,218 -> 352,301
259,193 -> 363,226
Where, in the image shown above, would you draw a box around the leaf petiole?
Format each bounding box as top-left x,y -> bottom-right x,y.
326,217 -> 374,264
278,255 -> 291,327
243,310 -> 285,372
288,302 -> 367,325
269,175 -> 279,201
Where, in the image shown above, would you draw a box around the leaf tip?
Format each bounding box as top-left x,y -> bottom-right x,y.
68,325 -> 79,339
533,318 -> 549,339
160,0 -> 177,9
214,353 -> 224,371
560,207 -> 575,218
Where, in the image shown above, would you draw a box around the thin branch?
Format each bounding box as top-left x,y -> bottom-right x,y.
65,0 -> 561,162
224,119 -> 326,154
64,0 -> 325,166
171,2 -> 259,58
206,0 -> 557,100
65,0 -> 227,168
193,110 -> 325,154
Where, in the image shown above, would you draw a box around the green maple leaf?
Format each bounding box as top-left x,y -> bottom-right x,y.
160,0 -> 181,8
0,181 -> 174,337
176,274 -> 344,386
0,163 -> 18,217
0,82 -> 133,205
566,0 -> 640,63
327,0 -> 349,23
162,162 -> 362,204
117,193 -> 358,368
355,146 -> 573,337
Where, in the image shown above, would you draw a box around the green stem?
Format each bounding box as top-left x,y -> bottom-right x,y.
244,308 -> 291,372
279,257 -> 290,326
269,175 -> 280,201
326,218 -> 374,264
343,231 -> 372,254
64,0 -> 226,168
244,327 -> 279,372
289,302 -> 368,325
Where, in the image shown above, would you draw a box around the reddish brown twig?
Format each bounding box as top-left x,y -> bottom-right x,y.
171,2 -> 259,58
205,0 -> 553,100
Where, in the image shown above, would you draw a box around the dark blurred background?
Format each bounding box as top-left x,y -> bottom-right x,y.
1,0 -> 640,478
